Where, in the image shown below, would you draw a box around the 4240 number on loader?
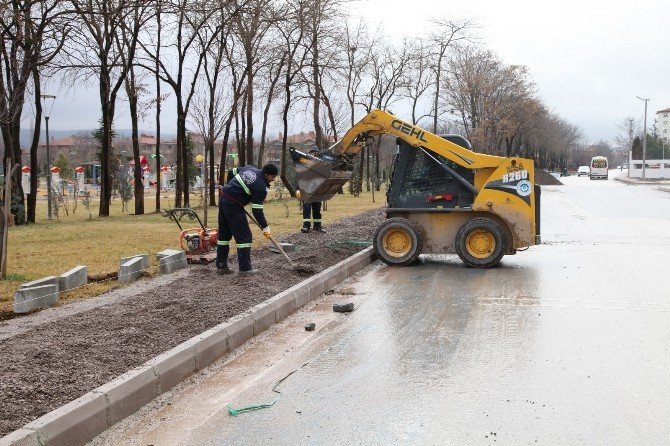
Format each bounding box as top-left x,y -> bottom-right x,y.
291,109 -> 541,268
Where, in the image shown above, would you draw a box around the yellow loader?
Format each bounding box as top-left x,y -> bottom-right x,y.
290,109 -> 540,268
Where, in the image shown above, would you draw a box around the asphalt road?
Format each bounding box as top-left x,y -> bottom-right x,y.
92,171 -> 670,445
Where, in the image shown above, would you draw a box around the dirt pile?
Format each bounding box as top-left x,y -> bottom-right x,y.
0,208 -> 385,437
535,169 -> 564,186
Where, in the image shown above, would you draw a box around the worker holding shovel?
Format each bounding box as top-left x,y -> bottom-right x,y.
216,164 -> 278,275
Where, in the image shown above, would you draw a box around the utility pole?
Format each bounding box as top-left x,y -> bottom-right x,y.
637,96 -> 649,180
41,94 -> 56,219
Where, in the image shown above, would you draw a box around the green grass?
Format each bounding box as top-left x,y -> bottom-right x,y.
1,188 -> 384,312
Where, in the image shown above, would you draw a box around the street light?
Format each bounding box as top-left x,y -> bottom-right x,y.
41,94 -> 56,220
637,96 -> 649,180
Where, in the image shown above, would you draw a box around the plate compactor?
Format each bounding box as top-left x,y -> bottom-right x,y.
163,208 -> 218,264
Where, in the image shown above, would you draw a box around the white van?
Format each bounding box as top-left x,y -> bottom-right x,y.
590,156 -> 608,180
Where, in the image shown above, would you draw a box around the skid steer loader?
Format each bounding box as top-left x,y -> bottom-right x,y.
290,109 -> 540,268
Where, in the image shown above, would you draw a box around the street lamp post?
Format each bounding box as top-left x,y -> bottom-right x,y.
637,96 -> 649,180
41,94 -> 56,220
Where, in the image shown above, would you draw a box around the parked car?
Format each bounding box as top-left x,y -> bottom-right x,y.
577,166 -> 590,177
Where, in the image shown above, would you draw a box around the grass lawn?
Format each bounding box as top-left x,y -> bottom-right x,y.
1,187 -> 385,313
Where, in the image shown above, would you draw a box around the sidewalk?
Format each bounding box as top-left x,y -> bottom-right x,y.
615,171 -> 670,191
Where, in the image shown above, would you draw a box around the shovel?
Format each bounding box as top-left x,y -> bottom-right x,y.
242,207 -> 296,268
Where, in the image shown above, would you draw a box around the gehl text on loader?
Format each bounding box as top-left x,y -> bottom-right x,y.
290,109 -> 541,268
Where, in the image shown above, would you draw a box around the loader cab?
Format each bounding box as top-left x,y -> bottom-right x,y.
388,137 -> 475,209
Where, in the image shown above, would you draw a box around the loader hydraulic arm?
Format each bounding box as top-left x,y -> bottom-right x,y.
331,109 -> 506,170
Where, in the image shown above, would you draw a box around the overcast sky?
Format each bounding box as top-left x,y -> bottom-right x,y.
34,0 -> 670,145
351,0 -> 670,144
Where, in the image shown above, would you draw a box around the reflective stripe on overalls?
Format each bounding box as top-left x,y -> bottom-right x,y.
235,172 -> 251,196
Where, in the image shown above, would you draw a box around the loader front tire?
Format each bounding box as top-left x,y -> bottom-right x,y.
456,218 -> 506,268
374,218 -> 423,266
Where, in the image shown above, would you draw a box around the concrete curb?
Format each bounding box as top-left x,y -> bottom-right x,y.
1,247 -> 375,446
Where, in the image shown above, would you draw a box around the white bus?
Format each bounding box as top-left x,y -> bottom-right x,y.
590,156 -> 608,180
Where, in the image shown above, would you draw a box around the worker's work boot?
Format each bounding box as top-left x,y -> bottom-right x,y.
217,267 -> 233,275
238,269 -> 259,275
301,226 -> 311,233
313,226 -> 326,233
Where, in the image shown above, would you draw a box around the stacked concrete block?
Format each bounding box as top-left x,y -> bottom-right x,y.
159,251 -> 188,274
119,253 -> 149,271
14,284 -> 59,313
156,249 -> 182,260
118,257 -> 145,283
59,266 -> 88,292
19,276 -> 58,290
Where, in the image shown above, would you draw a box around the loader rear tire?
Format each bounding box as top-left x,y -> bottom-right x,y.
373,218 -> 423,266
455,218 -> 506,268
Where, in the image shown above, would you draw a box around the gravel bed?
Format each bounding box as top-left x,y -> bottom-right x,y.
0,208 -> 385,437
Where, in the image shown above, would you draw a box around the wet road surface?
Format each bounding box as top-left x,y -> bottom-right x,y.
92,172 -> 670,445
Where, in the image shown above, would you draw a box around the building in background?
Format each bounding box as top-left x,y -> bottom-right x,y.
655,107 -> 670,140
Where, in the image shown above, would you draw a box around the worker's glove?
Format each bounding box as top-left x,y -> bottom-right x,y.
295,190 -> 301,199
262,226 -> 271,239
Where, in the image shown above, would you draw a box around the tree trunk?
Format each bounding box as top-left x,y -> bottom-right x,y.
155,4 -> 162,212
209,142 -> 216,207
127,70 -> 144,215
27,69 -> 42,223
175,106 -> 184,207
99,70 -> 113,217
311,39 -> 323,149
245,54 -> 254,166
1,163 -> 18,278
365,144 -> 370,192
280,75 -> 295,195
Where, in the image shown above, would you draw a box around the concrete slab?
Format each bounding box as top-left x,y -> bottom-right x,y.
0,428 -> 39,446
18,276 -> 58,290
156,249 -> 183,260
193,326 -> 230,371
118,257 -> 144,283
251,301 -> 277,336
118,253 -> 149,271
13,284 -> 59,314
223,314 -> 255,351
23,392 -> 107,446
269,290 -> 297,322
59,266 -> 88,292
159,252 -> 188,274
93,365 -> 159,427
147,339 -> 198,394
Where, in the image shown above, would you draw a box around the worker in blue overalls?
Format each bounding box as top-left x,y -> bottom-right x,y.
216,164 -> 278,275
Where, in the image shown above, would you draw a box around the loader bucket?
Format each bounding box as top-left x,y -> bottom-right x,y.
290,147 -> 352,202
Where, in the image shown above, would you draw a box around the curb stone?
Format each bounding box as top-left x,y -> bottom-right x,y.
1,247 -> 375,446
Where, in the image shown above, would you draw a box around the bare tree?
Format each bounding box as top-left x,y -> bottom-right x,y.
342,20 -> 375,127
138,0 -> 228,207
65,0 -> 144,216
190,15 -> 233,212
428,18 -> 476,133
217,34 -> 246,187
276,0 -> 308,195
233,0 -> 274,166
257,45 -> 286,166
0,0 -> 67,224
118,2 -> 154,215
358,40 -> 410,194
303,0 -> 343,149
402,38 -> 434,125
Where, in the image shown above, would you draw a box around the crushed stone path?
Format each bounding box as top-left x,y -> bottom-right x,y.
0,208 -> 384,437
